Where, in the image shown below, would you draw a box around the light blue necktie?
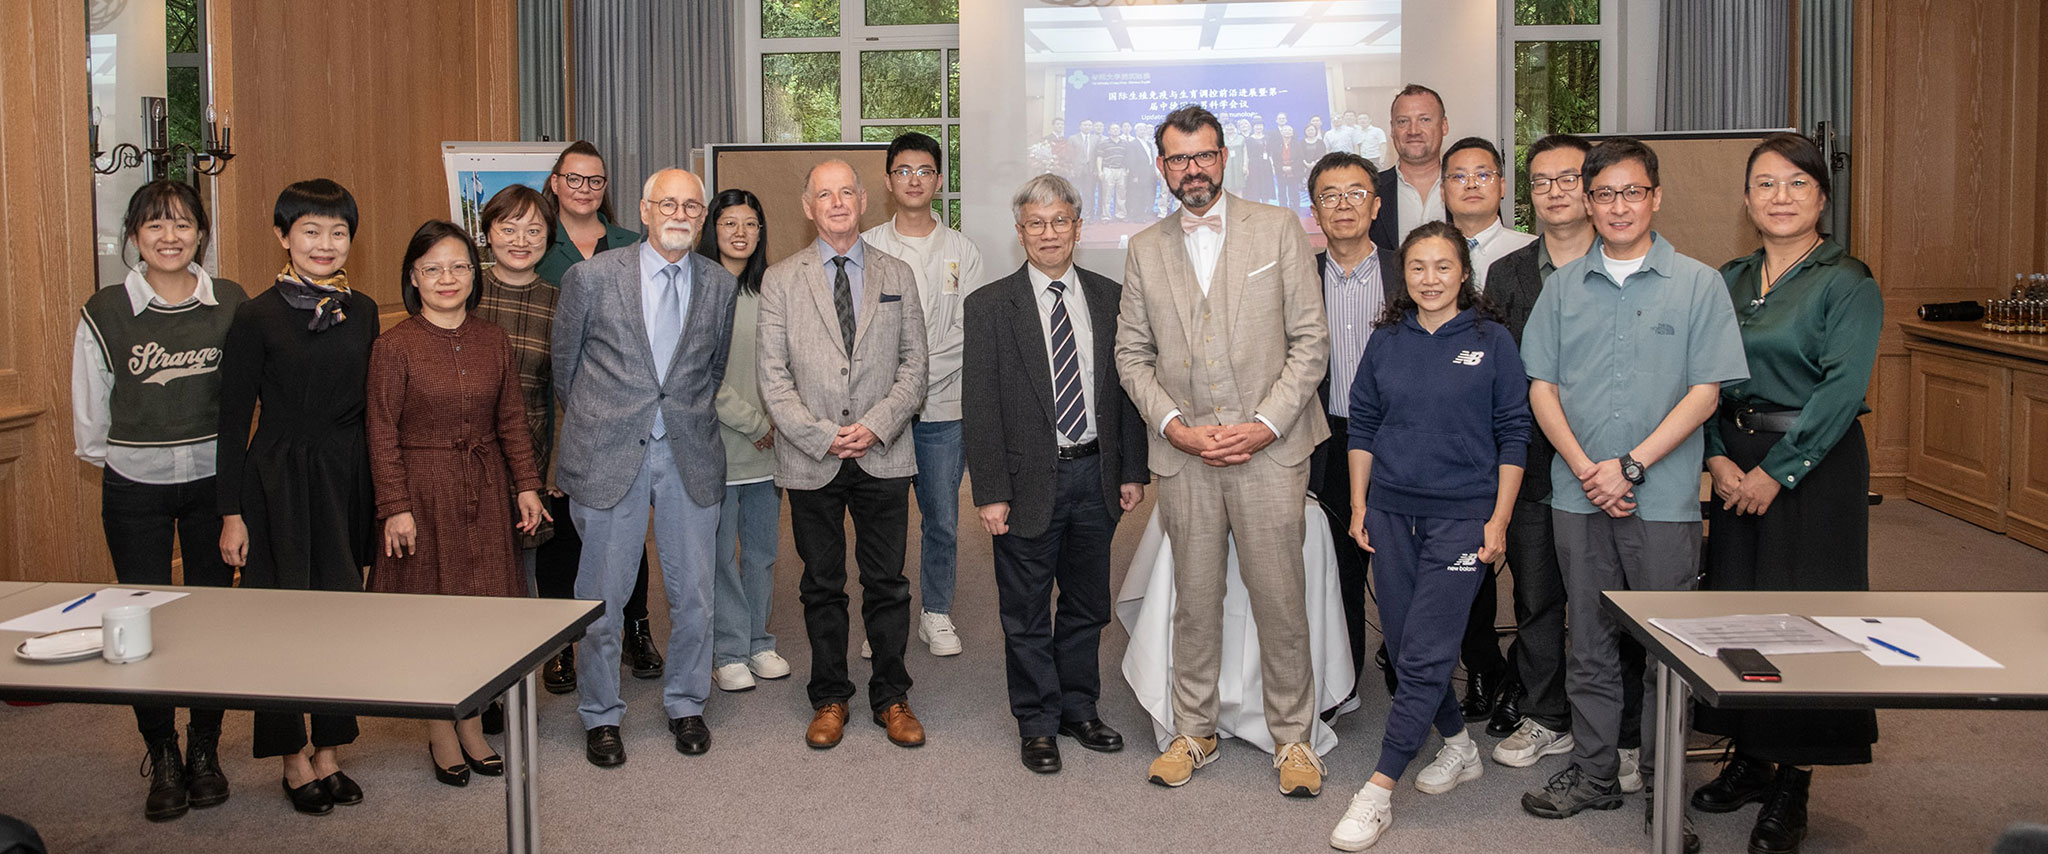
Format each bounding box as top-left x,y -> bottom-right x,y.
649,263 -> 681,438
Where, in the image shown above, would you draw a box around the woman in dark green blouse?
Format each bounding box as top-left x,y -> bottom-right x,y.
1695,133 -> 1882,854
534,140 -> 643,285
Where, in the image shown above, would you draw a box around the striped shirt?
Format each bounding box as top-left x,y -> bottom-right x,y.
1323,252 -> 1385,417
475,267 -> 559,480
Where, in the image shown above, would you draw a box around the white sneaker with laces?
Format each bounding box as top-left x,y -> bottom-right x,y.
1329,787 -> 1393,851
1414,741 -> 1483,794
1618,747 -> 1644,793
748,650 -> 791,680
1493,718 -> 1575,767
918,611 -> 963,656
712,662 -> 756,692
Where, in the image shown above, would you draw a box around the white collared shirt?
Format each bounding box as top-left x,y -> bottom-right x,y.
71,264 -> 223,484
1395,169 -> 1445,245
1180,192 -> 1228,296
1027,264 -> 1097,445
1468,219 -> 1538,293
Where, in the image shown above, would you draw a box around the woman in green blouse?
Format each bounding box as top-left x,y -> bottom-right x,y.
535,140 -> 643,285
1695,133 -> 1883,854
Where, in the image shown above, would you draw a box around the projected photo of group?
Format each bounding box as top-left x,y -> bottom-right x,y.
1023,1 -> 1401,248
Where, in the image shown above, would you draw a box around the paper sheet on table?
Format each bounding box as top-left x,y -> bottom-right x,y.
1648,614 -> 1867,657
1809,616 -> 2004,668
0,588 -> 189,634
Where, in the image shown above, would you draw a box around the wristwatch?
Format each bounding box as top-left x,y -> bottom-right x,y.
1620,453 -> 1647,485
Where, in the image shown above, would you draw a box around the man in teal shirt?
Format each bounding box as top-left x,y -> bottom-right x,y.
1515,138 -> 1747,848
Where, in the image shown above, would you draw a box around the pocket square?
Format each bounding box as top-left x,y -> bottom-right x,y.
1249,260 -> 1278,277
879,293 -> 903,303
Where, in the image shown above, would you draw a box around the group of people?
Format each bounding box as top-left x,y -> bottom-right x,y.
74,80 -> 1880,854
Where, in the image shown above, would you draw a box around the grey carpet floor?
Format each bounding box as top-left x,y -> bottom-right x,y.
3,495 -> 2044,853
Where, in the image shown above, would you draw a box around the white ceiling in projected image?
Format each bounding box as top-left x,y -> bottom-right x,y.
1024,0 -> 1401,63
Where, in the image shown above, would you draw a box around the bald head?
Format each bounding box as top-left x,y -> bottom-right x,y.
639,167 -> 706,259
802,159 -> 868,250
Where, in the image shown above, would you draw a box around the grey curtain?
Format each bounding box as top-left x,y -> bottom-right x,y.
519,0 -> 567,142
1656,1 -> 1792,131
1800,0 -> 1853,245
571,1 -> 738,218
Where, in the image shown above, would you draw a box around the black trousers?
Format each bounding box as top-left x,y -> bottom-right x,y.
536,491 -> 649,623
788,461 -> 913,713
992,455 -> 1114,737
1462,565 -> 1508,679
100,469 -> 231,744
1314,418 -> 1372,686
1504,497 -> 1569,729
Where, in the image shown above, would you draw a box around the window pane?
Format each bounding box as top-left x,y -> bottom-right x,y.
165,65 -> 202,182
763,52 -> 842,143
947,124 -> 961,193
166,0 -> 199,53
947,199 -> 961,231
947,50 -> 960,118
867,0 -> 957,26
1512,39 -> 1599,230
1514,0 -> 1599,26
860,50 -> 943,120
762,0 -> 838,38
861,124 -> 940,143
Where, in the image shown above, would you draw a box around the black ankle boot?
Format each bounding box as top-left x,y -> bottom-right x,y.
1460,664 -> 1507,721
1487,681 -> 1525,737
1750,766 -> 1811,854
625,618 -> 664,679
141,737 -> 189,822
543,646 -> 577,694
184,727 -> 230,808
1692,753 -> 1776,813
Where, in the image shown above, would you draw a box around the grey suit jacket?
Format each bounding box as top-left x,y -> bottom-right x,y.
551,244 -> 737,509
1114,191 -> 1331,478
756,241 -> 927,491
961,264 -> 1149,540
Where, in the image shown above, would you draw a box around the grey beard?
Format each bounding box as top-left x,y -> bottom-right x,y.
1174,182 -> 1216,210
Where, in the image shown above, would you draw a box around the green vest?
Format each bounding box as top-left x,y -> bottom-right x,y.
81,279 -> 249,447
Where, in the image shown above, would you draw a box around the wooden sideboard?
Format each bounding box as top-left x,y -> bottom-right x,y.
1901,320 -> 2048,552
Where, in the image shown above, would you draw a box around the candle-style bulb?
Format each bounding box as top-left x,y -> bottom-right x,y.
205,104 -> 216,124
91,105 -> 102,127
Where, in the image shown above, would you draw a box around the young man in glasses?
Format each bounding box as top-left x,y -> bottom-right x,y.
1445,137 -> 1537,293
1516,137 -> 1746,854
862,131 -> 987,659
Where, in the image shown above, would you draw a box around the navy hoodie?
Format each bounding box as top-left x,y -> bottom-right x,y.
1347,307 -> 1532,520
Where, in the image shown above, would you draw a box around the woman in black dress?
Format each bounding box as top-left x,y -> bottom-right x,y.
216,179 -> 379,816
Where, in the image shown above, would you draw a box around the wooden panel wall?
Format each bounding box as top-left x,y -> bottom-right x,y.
1852,1 -> 2045,495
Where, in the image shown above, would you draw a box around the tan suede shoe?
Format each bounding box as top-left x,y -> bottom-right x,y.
1275,741 -> 1326,797
874,702 -> 925,747
806,703 -> 848,749
1147,734 -> 1219,787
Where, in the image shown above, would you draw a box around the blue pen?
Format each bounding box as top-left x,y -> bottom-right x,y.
59,592 -> 97,613
1866,636 -> 1920,660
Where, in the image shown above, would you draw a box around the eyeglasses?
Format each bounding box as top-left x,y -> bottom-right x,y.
717,218 -> 761,232
1588,184 -> 1655,204
1020,216 -> 1077,235
1748,177 -> 1818,200
557,172 -> 607,191
1161,150 -> 1221,172
1447,170 -> 1499,187
648,198 -> 707,219
1314,189 -> 1373,209
889,166 -> 938,181
414,262 -> 475,280
1529,173 -> 1582,194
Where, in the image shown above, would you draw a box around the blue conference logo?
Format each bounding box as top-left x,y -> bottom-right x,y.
1068,70 -> 1089,89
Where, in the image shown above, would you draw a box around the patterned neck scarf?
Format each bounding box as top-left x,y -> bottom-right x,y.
274,265 -> 353,332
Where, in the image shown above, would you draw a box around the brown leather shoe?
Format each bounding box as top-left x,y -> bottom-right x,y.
806,703 -> 848,749
874,702 -> 925,747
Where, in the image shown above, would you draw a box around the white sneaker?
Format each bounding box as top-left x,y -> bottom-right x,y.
1493,719 -> 1575,768
712,662 -> 756,692
748,650 -> 791,680
1413,741 -> 1483,794
860,640 -> 872,660
1618,747 -> 1644,793
918,611 -> 963,656
1329,787 -> 1393,851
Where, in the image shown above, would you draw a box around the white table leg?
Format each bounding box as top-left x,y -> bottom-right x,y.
1652,661 -> 1688,854
504,670 -> 541,853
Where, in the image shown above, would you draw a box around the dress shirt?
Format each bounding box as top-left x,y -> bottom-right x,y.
1322,251 -> 1386,417
1027,264 -> 1098,445
815,236 -> 866,313
1360,125 -> 1389,161
1394,169 -> 1445,246
1181,192 -> 1228,295
1468,220 -> 1538,293
638,241 -> 694,378
72,264 -> 221,484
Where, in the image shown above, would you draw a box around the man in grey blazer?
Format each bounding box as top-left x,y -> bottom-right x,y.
757,160 -> 929,750
1115,104 -> 1332,797
552,167 -> 737,768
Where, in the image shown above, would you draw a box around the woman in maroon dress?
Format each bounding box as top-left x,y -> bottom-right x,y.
366,220 -> 548,787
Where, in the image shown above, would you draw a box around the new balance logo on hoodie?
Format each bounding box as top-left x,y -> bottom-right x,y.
1452,350 -> 1484,366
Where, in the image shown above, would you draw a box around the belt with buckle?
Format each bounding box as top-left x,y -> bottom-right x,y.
1056,440 -> 1100,461
1726,404 -> 1801,434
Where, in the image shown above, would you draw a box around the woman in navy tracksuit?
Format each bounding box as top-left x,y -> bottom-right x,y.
1329,220 -> 1531,851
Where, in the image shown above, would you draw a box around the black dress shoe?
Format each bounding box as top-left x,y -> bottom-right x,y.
669,715 -> 711,756
1749,766 -> 1810,854
1460,664 -> 1507,722
281,777 -> 333,816
482,699 -> 505,735
1375,645 -> 1399,695
543,647 -> 577,694
431,746 -> 471,788
463,746 -> 505,776
1487,682 -> 1526,737
1057,719 -> 1124,753
184,728 -> 229,809
586,725 -> 626,767
1692,753 -> 1776,813
143,737 -> 190,822
625,619 -> 665,679
1020,736 -> 1062,773
319,771 -> 362,806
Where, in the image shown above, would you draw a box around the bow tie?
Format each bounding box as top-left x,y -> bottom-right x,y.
1181,212 -> 1223,234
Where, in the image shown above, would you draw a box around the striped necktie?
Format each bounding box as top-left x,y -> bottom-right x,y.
1046,280 -> 1088,442
831,256 -> 855,354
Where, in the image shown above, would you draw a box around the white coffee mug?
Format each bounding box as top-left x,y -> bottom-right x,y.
102,605 -> 153,664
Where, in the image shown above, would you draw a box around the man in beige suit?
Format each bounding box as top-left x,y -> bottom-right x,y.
757,160 -> 930,751
1115,104 -> 1332,797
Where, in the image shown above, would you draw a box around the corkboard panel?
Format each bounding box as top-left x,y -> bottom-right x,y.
1584,131 -> 1786,268
706,144 -> 894,267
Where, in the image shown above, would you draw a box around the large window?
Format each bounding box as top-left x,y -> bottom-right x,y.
1500,0 -> 1617,230
750,0 -> 963,228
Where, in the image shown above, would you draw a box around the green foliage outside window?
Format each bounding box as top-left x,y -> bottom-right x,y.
1512,40 -> 1599,231
866,0 -> 957,27
861,50 -> 943,119
764,52 -> 842,142
165,0 -> 201,182
1514,0 -> 1599,27
763,0 -> 838,38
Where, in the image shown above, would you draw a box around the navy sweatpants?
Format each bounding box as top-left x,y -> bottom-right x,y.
1368,508 -> 1489,780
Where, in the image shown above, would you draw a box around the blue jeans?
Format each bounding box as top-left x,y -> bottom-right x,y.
911,419 -> 965,615
713,480 -> 780,666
